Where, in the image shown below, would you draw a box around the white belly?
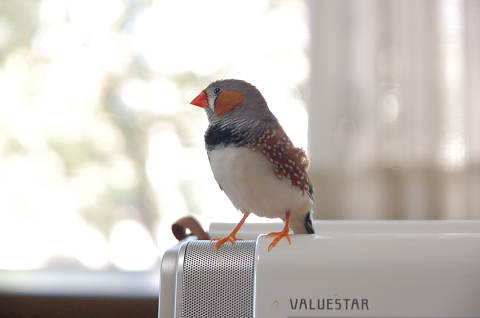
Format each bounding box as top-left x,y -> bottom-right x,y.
208,146 -> 310,219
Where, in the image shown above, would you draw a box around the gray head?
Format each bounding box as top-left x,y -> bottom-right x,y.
190,79 -> 279,126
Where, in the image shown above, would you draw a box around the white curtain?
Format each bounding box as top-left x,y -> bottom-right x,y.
308,0 -> 480,219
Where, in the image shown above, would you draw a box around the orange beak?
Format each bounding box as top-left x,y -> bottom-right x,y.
190,89 -> 208,108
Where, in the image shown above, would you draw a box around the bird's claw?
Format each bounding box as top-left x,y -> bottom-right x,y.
266,230 -> 291,251
211,235 -> 244,252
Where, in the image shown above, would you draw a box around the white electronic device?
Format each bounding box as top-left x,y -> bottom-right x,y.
159,221 -> 480,318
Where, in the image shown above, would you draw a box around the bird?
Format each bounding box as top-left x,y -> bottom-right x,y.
190,79 -> 314,252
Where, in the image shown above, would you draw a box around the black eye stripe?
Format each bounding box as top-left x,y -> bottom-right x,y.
214,87 -> 221,94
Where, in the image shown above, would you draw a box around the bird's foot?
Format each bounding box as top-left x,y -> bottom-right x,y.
210,235 -> 244,252
266,210 -> 291,251
266,228 -> 291,251
210,212 -> 250,252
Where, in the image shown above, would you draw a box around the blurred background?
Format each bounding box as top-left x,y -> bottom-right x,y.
0,0 -> 478,316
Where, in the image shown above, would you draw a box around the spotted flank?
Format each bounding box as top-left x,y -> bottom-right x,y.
249,126 -> 313,198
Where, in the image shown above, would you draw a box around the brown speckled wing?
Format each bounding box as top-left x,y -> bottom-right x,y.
249,126 -> 313,199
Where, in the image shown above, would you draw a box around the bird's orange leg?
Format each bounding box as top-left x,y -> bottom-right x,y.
211,212 -> 250,252
266,211 -> 291,251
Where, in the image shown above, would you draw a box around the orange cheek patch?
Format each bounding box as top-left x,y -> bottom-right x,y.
214,90 -> 245,117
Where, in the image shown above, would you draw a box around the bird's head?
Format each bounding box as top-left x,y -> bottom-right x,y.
190,79 -> 273,124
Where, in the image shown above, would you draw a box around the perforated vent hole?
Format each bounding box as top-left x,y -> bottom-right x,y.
181,240 -> 255,318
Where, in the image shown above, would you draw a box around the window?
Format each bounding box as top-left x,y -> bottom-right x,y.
0,0 -> 309,295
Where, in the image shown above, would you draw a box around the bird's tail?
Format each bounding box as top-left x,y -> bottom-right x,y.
289,209 -> 315,234
304,210 -> 315,234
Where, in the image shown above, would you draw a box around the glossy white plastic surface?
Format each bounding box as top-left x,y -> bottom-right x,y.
254,230 -> 480,318
210,220 -> 480,239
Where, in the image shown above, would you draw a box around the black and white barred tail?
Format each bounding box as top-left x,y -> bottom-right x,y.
305,210 -> 315,234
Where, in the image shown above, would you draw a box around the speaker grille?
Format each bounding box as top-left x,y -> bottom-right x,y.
181,240 -> 255,318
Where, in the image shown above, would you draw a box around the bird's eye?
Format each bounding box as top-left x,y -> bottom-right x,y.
214,87 -> 221,95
